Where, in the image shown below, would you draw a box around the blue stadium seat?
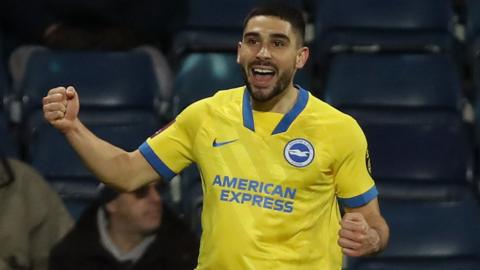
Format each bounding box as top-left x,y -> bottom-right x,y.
18,48 -> 166,118
324,53 -> 463,112
324,50 -> 480,269
25,111 -> 159,217
315,0 -> 455,56
466,0 -> 480,59
348,110 -> 473,200
324,53 -> 472,196
173,0 -> 305,56
475,58 -> 480,130
172,53 -> 243,114
349,260 -> 480,270
347,199 -> 480,270
15,48 -> 168,217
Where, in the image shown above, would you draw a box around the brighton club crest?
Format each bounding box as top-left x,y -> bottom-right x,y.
284,138 -> 315,167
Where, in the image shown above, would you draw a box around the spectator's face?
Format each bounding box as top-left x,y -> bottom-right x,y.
237,15 -> 308,102
107,183 -> 163,235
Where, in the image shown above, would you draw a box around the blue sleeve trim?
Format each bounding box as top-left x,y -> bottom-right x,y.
139,142 -> 176,181
338,186 -> 378,208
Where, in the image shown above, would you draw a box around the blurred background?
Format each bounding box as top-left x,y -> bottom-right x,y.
1,0 -> 480,269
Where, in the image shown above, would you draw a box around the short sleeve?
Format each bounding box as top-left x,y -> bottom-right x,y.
139,100 -> 208,181
334,117 -> 378,208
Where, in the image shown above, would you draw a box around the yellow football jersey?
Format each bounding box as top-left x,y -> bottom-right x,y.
139,86 -> 377,270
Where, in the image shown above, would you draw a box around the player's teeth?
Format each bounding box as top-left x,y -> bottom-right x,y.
253,68 -> 274,74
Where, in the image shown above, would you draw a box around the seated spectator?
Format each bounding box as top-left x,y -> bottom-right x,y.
49,182 -> 199,270
0,156 -> 73,270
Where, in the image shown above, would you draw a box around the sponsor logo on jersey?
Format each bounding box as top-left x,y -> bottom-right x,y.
284,138 -> 314,167
212,175 -> 296,213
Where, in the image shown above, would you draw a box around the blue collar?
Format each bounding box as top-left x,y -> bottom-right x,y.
242,85 -> 309,135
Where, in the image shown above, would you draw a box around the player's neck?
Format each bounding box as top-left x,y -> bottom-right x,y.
251,84 -> 298,114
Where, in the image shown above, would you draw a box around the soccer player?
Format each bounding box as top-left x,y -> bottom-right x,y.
42,3 -> 389,269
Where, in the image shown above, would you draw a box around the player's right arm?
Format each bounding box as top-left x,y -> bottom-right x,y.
42,86 -> 160,191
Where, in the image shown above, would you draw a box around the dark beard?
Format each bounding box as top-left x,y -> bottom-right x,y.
240,66 -> 293,102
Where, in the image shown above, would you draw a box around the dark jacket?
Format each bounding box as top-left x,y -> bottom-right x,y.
49,202 -> 199,270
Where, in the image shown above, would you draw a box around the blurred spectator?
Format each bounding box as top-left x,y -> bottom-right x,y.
44,0 -> 188,51
0,157 -> 73,270
0,0 -> 188,51
49,182 -> 199,270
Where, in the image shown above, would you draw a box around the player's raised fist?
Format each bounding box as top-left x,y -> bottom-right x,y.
42,86 -> 80,133
338,212 -> 380,257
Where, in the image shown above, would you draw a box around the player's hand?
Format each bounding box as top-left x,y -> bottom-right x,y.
338,212 -> 381,257
42,86 -> 80,133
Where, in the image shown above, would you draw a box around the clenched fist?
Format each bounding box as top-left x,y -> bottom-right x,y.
42,86 -> 80,133
338,212 -> 381,257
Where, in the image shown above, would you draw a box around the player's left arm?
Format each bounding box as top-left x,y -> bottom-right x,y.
338,198 -> 389,257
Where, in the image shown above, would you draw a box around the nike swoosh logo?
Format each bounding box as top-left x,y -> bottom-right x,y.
212,138 -> 238,147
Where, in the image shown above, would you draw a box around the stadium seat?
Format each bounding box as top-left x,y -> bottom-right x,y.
348,260 -> 480,270
17,48 -> 169,118
315,0 -> 456,56
324,53 -> 472,194
323,53 -> 463,112
324,50 -> 480,269
172,52 -> 243,114
475,57 -> 480,114
25,111 -> 159,217
347,199 -> 480,270
466,0 -> 480,59
349,110 -> 473,200
15,47 -> 167,217
172,0 -> 305,57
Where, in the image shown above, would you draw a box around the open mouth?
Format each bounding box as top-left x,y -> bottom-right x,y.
252,68 -> 276,76
250,66 -> 277,87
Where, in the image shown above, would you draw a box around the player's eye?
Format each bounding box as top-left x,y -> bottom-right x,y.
246,38 -> 259,45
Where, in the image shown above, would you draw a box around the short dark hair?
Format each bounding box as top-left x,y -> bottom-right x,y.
243,2 -> 306,45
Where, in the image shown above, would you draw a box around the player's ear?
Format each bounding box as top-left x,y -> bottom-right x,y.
295,46 -> 309,69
